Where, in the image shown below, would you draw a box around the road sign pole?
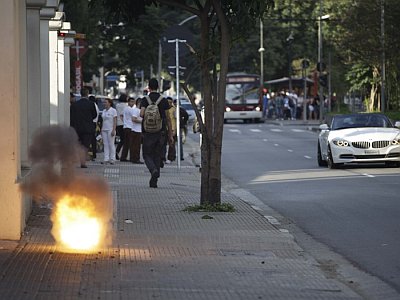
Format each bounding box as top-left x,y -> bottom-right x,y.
168,39 -> 186,170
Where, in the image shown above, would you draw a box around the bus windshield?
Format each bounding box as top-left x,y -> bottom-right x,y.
225,74 -> 260,105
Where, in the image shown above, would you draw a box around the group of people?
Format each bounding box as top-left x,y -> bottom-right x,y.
70,78 -> 189,188
115,94 -> 143,164
262,91 -> 321,120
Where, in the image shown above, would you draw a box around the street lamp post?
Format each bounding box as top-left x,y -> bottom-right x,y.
381,0 -> 386,113
318,3 -> 323,121
287,32 -> 294,93
168,38 -> 186,170
259,19 -> 265,89
318,0 -> 330,121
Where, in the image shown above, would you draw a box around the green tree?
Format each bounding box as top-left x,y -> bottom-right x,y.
326,0 -> 400,111
90,0 -> 274,205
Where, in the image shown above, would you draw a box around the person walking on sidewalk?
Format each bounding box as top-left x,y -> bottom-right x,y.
120,97 -> 135,162
140,78 -> 173,188
70,88 -> 97,168
100,98 -> 117,164
175,99 -> 189,161
115,94 -> 128,160
166,97 -> 177,163
89,95 -> 100,161
131,98 -> 143,164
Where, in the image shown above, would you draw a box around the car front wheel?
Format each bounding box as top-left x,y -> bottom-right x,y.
317,142 -> 327,167
327,146 -> 340,169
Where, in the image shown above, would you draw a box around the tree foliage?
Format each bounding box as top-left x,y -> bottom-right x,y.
326,0 -> 400,111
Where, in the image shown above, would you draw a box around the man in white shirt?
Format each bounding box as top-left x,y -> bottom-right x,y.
131,98 -> 143,164
115,94 -> 128,159
89,95 -> 99,161
120,97 -> 135,162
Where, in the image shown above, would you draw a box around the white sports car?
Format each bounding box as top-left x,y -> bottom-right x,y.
317,113 -> 400,168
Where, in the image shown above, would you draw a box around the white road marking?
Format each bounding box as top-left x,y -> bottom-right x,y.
250,129 -> 262,132
304,155 -> 312,159
264,215 -> 281,225
249,168 -> 400,184
291,129 -> 305,132
363,173 -> 375,178
274,144 -> 279,147
251,205 -> 262,211
229,129 -> 241,134
288,149 -> 293,152
270,128 -> 283,132
263,139 -> 268,142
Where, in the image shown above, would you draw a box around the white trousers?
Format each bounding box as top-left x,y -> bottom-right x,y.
101,130 -> 116,162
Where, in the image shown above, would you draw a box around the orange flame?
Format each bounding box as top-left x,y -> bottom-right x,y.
51,194 -> 106,252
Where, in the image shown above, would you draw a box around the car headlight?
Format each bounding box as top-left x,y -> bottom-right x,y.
391,137 -> 400,145
332,139 -> 350,147
225,107 -> 231,112
255,106 -> 261,111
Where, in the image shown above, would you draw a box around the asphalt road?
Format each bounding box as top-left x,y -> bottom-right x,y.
221,121 -> 400,293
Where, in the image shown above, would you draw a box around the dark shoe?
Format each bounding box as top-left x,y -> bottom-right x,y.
160,161 -> 164,168
150,170 -> 158,187
120,159 -> 128,162
115,154 -> 120,160
81,164 -> 88,168
149,178 -> 158,188
151,169 -> 160,179
132,161 -> 144,164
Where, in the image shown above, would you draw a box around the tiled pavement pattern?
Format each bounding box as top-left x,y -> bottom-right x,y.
0,138 -> 397,299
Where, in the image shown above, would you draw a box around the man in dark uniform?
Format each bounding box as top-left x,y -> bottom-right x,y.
140,78 -> 173,188
70,88 -> 98,168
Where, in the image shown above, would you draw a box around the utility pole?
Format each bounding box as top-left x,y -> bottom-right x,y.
259,18 -> 265,89
157,39 -> 162,85
318,0 -> 324,121
168,38 -> 186,170
288,0 -> 293,93
381,0 -> 386,112
328,51 -> 332,113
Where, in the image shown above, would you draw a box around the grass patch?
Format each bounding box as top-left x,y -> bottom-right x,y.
183,203 -> 235,213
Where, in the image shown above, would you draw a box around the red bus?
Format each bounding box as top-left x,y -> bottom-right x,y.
224,73 -> 262,123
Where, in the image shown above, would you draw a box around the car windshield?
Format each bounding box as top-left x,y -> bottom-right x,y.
331,114 -> 392,130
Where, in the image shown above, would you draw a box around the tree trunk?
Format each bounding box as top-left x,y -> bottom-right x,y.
198,2 -> 231,206
369,67 -> 380,112
198,7 -> 214,205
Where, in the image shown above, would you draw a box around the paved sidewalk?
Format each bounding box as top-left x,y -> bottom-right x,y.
0,137 -> 398,299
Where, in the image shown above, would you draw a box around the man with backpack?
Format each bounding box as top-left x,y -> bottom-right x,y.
140,78 -> 173,188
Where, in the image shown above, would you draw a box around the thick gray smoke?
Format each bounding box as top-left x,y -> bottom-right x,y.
20,125 -> 113,247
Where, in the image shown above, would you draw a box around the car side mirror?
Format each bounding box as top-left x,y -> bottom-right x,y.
319,124 -> 329,131
394,121 -> 400,129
